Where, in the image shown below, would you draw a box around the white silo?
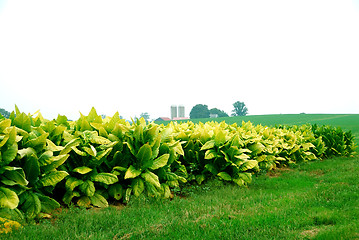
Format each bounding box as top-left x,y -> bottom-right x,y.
178,105 -> 185,118
171,105 -> 178,119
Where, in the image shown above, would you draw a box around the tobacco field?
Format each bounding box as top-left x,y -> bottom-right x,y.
0,106 -> 356,228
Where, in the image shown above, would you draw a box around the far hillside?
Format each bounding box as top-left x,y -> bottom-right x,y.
156,114 -> 359,147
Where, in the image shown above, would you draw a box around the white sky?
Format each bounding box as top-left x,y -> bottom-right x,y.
0,0 -> 358,120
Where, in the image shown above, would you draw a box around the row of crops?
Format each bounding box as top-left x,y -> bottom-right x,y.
0,107 -> 356,222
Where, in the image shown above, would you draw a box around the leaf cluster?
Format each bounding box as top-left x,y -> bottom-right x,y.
0,106 -> 355,223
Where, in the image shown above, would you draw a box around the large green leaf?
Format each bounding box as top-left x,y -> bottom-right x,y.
41,154 -> 69,173
23,154 -> 40,184
4,126 -> 17,147
12,112 -> 31,132
38,151 -> 54,166
200,140 -> 216,151
0,187 -> 19,209
77,196 -> 91,208
238,160 -> 259,171
73,166 -> 93,175
196,174 -> 205,184
248,143 -> 265,155
62,191 -> 80,205
37,194 -> 60,213
141,171 -> 161,189
132,178 -> 145,197
17,147 -> 36,159
0,135 -> 9,148
65,177 -> 84,191
60,138 -> 81,155
217,172 -> 232,181
2,143 -> 18,165
46,139 -> 64,152
39,170 -> 69,187
1,167 -> 29,186
150,154 -> 169,170
214,128 -> 227,146
25,133 -> 49,152
204,149 -> 218,159
0,207 -> 24,222
237,172 -> 252,183
91,173 -> 118,185
79,180 -> 95,196
0,119 -> 11,132
108,184 -> 123,200
89,192 -> 108,208
136,143 -> 153,169
90,135 -> 111,145
83,145 -> 97,157
204,163 -> 218,175
124,165 -> 142,179
95,148 -> 113,160
20,191 -> 41,219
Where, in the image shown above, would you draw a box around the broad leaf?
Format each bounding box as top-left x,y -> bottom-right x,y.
13,112 -> 31,132
108,184 -> 123,200
91,173 -> 118,185
23,154 -> 40,184
0,187 -> 19,209
25,133 -> 49,152
2,143 -> 18,165
205,149 -> 217,159
132,178 -> 145,197
200,140 -> 216,151
141,171 -> 161,189
62,191 -> 80,205
204,163 -> 218,175
217,172 -> 232,181
124,165 -> 141,179
239,160 -> 259,171
136,143 -> 153,169
38,194 -> 60,213
79,180 -> 95,196
60,138 -> 81,155
89,192 -> 108,208
196,174 -> 205,185
83,145 -> 97,157
237,172 -> 252,183
0,119 -> 11,132
17,147 -> 36,159
73,166 -> 93,174
77,196 -> 91,208
150,154 -> 169,170
39,171 -> 69,187
65,177 -> 84,191
46,139 -> 64,152
41,154 -> 69,173
1,167 -> 29,186
20,191 -> 41,219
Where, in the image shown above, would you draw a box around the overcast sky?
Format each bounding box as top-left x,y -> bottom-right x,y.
0,0 -> 358,120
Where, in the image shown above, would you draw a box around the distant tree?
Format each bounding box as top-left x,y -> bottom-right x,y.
231,101 -> 248,116
140,112 -> 150,122
0,108 -> 10,118
209,108 -> 229,118
190,104 -> 210,119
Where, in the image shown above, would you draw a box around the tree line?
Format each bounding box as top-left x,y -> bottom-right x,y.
189,101 -> 248,119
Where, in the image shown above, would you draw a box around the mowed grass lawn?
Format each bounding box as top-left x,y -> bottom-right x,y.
4,114 -> 359,239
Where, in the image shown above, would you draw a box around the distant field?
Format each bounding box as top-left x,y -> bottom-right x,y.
158,114 -> 359,148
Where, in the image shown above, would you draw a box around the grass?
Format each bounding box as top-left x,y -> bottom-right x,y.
4,156 -> 359,239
